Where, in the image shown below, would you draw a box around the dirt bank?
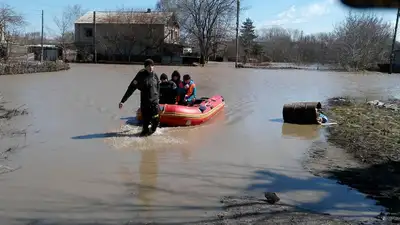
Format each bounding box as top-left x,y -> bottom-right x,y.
305,97 -> 400,224
0,94 -> 28,175
187,195 -> 359,225
237,62 -> 346,72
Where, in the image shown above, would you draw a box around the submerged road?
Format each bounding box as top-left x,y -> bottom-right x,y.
1,63 -> 399,224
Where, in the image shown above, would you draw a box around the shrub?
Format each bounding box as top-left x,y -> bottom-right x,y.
0,61 -> 70,75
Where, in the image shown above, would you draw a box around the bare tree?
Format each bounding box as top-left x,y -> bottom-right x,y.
259,27 -> 293,62
20,32 -> 42,45
156,0 -> 180,12
156,0 -> 192,46
157,0 -> 236,64
0,3 -> 25,60
139,12 -> 177,56
0,3 -> 25,31
247,11 -> 391,70
332,11 -> 391,70
313,32 -> 336,65
54,4 -> 83,61
156,4 -> 393,70
3,28 -> 21,60
184,0 -> 236,64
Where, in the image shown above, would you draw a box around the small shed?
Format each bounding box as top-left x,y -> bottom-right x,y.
27,44 -> 61,61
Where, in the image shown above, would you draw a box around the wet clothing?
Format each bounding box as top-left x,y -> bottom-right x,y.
159,80 -> 177,104
174,80 -> 185,104
120,69 -> 160,136
121,69 -> 160,106
140,103 -> 160,136
183,80 -> 196,104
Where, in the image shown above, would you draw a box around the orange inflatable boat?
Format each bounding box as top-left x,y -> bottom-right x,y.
136,95 -> 225,126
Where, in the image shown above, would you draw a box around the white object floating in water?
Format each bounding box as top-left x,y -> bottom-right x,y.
320,122 -> 338,126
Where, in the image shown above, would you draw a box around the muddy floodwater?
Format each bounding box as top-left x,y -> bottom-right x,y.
1,63 -> 400,224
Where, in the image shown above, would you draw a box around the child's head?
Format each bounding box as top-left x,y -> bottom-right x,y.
171,70 -> 180,81
183,74 -> 191,84
160,73 -> 168,82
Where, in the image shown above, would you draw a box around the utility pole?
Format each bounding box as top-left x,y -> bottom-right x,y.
3,23 -> 9,58
40,10 -> 44,62
235,0 -> 240,68
389,8 -> 400,74
93,11 -> 97,63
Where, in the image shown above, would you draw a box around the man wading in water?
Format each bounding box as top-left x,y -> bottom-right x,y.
119,59 -> 160,136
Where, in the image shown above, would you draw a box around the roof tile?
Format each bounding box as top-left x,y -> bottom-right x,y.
75,11 -> 174,24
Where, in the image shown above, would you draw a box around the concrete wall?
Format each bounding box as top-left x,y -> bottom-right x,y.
162,55 -> 182,64
75,23 -> 180,56
395,51 -> 400,64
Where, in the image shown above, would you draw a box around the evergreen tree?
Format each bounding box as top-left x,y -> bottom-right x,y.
251,43 -> 263,57
240,18 -> 258,63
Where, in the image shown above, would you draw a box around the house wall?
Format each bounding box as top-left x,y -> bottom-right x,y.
164,24 -> 179,44
395,51 -> 400,64
75,22 -> 180,56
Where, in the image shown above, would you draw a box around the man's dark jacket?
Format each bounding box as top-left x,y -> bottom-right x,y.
120,69 -> 160,107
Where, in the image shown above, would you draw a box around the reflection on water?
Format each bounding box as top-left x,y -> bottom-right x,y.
119,150 -> 159,219
138,150 -> 158,207
0,63 -> 398,223
281,123 -> 321,140
246,169 -> 382,219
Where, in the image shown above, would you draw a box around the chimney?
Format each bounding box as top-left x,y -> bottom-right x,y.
147,8 -> 151,13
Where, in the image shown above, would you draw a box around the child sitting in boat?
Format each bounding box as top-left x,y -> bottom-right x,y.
171,70 -> 185,104
159,73 -> 177,104
182,74 -> 197,106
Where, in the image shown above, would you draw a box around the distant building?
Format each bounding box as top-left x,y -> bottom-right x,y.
74,9 -> 182,61
394,50 -> 400,64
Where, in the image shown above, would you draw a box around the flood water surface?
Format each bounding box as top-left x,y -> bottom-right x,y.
1,63 -> 399,224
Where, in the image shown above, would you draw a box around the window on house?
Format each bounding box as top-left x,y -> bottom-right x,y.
84,28 -> 93,37
174,31 -> 178,40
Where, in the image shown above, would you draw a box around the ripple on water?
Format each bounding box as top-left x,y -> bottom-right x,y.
224,93 -> 257,126
105,124 -> 187,150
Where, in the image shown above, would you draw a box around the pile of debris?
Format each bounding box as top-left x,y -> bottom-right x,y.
327,97 -> 400,111
0,104 -> 28,120
367,99 -> 400,111
0,94 -> 28,120
0,94 -> 28,175
326,97 -> 353,107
